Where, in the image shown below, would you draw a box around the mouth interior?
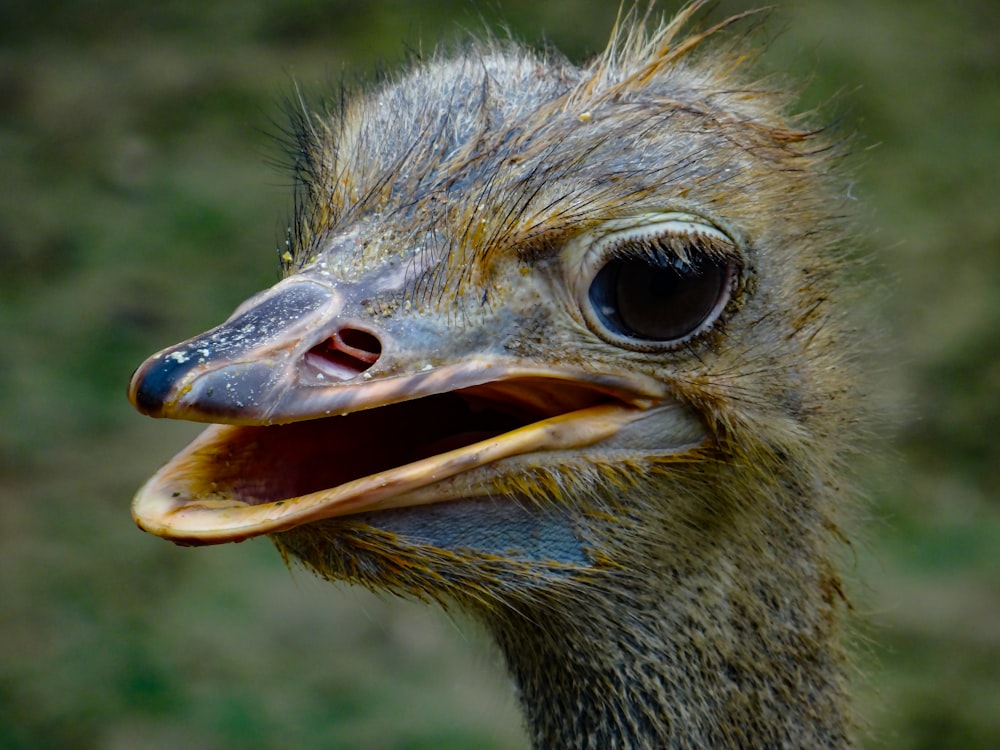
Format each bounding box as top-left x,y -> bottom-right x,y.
196,378 -> 614,508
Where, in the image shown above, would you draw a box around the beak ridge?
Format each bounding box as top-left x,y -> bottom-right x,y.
128,278 -> 338,422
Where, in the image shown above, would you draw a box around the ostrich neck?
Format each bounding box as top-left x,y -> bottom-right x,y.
485,520 -> 855,749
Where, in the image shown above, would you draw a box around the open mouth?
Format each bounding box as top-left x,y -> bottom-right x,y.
131,375 -> 652,545
194,378 -> 612,506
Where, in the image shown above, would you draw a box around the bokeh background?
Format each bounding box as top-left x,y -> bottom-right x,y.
2,1 -> 997,748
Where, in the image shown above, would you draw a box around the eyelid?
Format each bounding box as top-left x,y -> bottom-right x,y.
571,214 -> 736,279
604,231 -> 735,272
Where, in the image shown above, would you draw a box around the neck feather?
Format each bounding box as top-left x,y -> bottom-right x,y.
483,506 -> 855,749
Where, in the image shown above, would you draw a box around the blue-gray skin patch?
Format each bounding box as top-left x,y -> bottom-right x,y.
356,498 -> 589,566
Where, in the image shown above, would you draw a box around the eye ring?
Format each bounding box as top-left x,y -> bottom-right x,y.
575,216 -> 738,351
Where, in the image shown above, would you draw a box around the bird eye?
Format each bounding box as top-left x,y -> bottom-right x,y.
588,253 -> 730,342
585,234 -> 734,346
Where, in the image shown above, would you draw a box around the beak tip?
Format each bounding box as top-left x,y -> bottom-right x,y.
129,353 -> 187,417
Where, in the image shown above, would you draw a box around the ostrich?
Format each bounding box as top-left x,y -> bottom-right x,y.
128,3 -> 864,748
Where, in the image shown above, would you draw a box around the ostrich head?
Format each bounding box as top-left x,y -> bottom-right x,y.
128,4 -> 863,747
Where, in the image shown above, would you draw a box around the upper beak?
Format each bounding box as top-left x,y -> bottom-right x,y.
130,275 -> 400,425
128,272 -> 696,546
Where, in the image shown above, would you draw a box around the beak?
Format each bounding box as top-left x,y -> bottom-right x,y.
128,273 -> 695,546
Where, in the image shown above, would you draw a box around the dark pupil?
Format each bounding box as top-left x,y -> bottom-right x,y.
589,254 -> 727,341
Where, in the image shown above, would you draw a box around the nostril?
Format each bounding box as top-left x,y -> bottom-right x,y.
306,327 -> 383,381
336,328 -> 382,364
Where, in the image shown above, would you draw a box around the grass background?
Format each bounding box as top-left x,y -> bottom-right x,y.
1,0 -> 998,747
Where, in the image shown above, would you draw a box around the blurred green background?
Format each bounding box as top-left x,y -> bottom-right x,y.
1,0 -> 997,748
